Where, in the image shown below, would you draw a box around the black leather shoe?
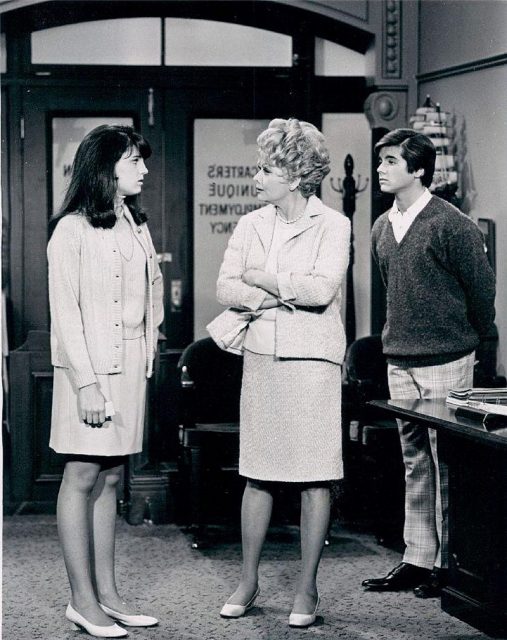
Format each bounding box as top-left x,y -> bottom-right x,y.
413,568 -> 446,598
362,562 -> 431,591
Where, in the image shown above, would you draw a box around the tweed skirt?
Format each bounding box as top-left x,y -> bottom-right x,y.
49,336 -> 147,456
239,350 -> 343,482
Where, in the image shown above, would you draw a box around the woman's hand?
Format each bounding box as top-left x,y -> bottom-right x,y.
78,383 -> 106,428
259,294 -> 282,309
243,269 -> 280,296
242,269 -> 263,287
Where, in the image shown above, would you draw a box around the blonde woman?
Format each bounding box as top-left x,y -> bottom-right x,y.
214,118 -> 350,627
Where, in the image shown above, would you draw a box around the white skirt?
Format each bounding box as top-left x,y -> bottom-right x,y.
49,336 -> 147,456
239,351 -> 343,482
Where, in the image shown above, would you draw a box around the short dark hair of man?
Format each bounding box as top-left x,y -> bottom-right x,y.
375,128 -> 436,188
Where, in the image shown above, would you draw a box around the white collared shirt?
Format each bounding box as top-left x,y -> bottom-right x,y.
388,188 -> 432,242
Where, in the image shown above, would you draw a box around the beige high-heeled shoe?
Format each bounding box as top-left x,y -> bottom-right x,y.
288,595 -> 320,628
220,587 -> 260,618
66,603 -> 128,637
99,603 -> 158,627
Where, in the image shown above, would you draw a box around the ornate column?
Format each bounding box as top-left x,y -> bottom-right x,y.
364,0 -> 419,334
364,90 -> 409,335
364,90 -> 407,131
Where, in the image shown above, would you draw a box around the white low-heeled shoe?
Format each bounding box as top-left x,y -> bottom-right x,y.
66,603 -> 128,638
99,603 -> 158,627
288,595 -> 320,628
220,587 -> 260,618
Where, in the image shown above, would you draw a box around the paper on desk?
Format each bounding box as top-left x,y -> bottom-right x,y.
446,397 -> 507,416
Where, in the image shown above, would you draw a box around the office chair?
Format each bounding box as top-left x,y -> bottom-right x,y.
341,335 -> 405,545
474,323 -> 506,387
178,337 -> 243,548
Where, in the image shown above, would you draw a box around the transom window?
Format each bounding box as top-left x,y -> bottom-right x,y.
315,38 -> 366,76
28,17 -> 364,74
31,18 -> 162,66
30,17 -> 293,67
164,18 -> 292,67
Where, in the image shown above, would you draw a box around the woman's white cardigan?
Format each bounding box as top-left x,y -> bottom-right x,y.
216,195 -> 351,365
48,211 -> 164,389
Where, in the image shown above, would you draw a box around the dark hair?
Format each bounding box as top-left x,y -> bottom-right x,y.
374,128 -> 436,188
49,124 -> 151,235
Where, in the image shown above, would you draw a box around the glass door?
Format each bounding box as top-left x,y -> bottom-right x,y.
164,82 -> 295,347
193,118 -> 269,338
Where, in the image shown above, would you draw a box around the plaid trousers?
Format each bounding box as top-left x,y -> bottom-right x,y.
387,353 -> 475,570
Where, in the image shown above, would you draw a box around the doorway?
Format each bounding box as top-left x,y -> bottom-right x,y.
15,85 -> 165,343
16,80 -> 300,349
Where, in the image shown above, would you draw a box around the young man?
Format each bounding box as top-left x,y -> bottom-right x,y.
362,129 -> 496,598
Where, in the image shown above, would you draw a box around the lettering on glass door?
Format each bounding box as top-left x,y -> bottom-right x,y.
193,118 -> 268,339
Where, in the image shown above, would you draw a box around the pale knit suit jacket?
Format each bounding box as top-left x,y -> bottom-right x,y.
216,195 -> 351,365
48,210 -> 164,389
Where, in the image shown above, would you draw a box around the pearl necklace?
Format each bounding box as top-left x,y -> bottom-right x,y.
276,208 -> 305,224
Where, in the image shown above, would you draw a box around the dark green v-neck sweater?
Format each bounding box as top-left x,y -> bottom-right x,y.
371,196 -> 496,367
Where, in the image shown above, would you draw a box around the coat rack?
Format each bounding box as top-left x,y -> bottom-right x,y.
330,154 -> 368,345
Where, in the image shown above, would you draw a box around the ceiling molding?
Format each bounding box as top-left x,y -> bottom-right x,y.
0,0 -> 42,13
0,0 -> 372,29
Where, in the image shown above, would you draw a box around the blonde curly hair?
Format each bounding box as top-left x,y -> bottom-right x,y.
256,118 -> 330,198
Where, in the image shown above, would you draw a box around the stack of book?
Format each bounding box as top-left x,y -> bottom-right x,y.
446,388 -> 507,429
447,387 -> 507,408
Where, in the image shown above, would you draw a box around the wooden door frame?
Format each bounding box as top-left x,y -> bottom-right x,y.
164,79 -> 299,348
163,74 -> 369,347
2,0 -> 373,349
13,85 -> 164,347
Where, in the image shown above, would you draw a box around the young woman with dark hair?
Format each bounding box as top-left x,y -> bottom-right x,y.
48,124 -> 164,637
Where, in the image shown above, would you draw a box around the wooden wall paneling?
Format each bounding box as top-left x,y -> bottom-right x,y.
9,330 -> 62,512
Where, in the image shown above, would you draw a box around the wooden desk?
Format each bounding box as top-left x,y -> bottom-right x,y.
371,398 -> 507,638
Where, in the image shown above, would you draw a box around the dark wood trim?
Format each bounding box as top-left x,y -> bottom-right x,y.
370,128 -> 391,335
9,330 -> 58,509
315,77 -> 370,113
2,66 -> 296,87
1,87 -> 11,291
2,1 -> 373,53
6,84 -> 25,347
2,72 -> 370,97
25,66 -> 297,85
417,53 -> 507,83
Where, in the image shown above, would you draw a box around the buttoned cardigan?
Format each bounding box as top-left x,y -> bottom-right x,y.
48,211 -> 164,388
216,195 -> 351,364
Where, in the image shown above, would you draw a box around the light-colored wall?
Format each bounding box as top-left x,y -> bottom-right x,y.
418,0 -> 507,377
322,113 -> 372,341
419,0 -> 507,73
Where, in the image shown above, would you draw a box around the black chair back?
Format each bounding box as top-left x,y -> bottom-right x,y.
345,335 -> 389,401
342,334 -> 404,545
177,337 -> 243,424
